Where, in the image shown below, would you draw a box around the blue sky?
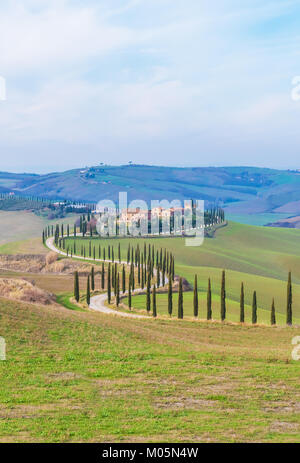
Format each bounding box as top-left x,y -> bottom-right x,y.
1,0 -> 300,172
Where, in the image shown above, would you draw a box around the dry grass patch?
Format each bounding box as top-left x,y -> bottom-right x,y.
0,253 -> 100,276
0,278 -> 55,305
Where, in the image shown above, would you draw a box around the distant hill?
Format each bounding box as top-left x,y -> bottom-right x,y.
265,216 -> 300,229
1,165 -> 300,215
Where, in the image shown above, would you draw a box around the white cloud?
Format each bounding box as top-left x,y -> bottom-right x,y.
1,0 -> 300,171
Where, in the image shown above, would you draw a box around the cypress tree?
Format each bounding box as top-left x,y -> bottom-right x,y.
271,298 -> 276,326
118,243 -> 121,263
152,284 -> 157,318
172,257 -> 175,282
240,282 -> 245,323
74,271 -> 79,302
86,276 -> 91,306
111,262 -> 115,291
141,256 -> 145,289
107,263 -> 111,304
287,271 -> 293,325
157,266 -> 161,288
101,262 -> 105,290
146,273 -> 151,312
91,266 -> 95,291
252,291 -> 257,324
127,244 -> 130,264
178,277 -> 183,319
131,263 -> 135,291
193,275 -> 198,318
122,264 -> 126,293
168,278 -> 173,317
103,248 -> 106,261
207,278 -> 212,320
128,282 -> 132,309
116,273 -> 120,307
138,259 -> 141,285
221,270 -> 226,321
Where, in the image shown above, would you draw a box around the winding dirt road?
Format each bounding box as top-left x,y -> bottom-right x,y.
46,236 -> 167,319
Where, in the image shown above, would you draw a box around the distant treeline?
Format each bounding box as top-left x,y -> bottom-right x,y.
0,193 -> 94,214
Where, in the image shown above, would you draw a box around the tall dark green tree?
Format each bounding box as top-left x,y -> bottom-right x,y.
157,266 -> 160,288
91,266 -> 95,291
146,273 -> 151,312
127,244 -> 130,264
128,282 -> 132,309
287,271 -> 293,325
116,273 -> 120,307
86,275 -> 91,306
168,278 -> 173,317
152,284 -> 157,318
271,298 -> 276,326
178,278 -> 183,319
207,278 -> 212,320
118,243 -> 121,263
131,262 -> 135,291
141,255 -> 144,289
74,271 -> 79,302
221,270 -> 226,321
252,291 -> 257,324
240,282 -> 245,323
107,263 -> 111,304
122,264 -> 126,293
193,275 -> 198,318
101,262 -> 105,290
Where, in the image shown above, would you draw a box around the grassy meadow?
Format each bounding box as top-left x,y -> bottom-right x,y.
0,297 -> 299,443
0,211 -> 78,248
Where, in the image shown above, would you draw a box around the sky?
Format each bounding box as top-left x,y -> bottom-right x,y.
1,0 -> 300,173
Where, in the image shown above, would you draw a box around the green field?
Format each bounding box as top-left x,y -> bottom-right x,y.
0,211 -> 78,247
0,297 -> 299,443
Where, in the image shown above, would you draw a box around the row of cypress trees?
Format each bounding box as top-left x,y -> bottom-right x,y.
44,205 -> 226,242
73,249 -> 293,326
191,270 -> 293,326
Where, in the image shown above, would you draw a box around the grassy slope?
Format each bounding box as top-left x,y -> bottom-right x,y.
0,211 -> 45,246
63,222 -> 300,321
0,211 -> 78,252
4,165 -> 300,215
0,298 -> 299,443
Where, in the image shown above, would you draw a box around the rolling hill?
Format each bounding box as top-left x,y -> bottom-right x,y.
1,166 -> 300,220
